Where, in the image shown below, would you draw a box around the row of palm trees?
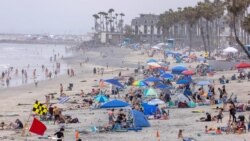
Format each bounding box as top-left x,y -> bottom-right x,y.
93,9 -> 125,33
157,0 -> 250,58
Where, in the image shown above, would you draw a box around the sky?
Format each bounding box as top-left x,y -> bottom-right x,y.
0,0 -> 202,35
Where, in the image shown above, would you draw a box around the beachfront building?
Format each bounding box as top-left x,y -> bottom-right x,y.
131,14 -> 162,43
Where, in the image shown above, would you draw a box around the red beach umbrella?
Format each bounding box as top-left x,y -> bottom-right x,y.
182,70 -> 195,75
236,62 -> 250,69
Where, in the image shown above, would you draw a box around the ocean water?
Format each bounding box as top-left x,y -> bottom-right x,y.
0,43 -> 72,88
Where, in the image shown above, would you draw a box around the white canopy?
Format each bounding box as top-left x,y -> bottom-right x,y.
151,46 -> 161,50
223,47 -> 238,53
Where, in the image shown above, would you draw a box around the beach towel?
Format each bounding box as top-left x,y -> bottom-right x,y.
192,110 -> 204,113
59,96 -> 70,104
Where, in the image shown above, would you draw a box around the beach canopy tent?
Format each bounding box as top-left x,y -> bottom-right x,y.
104,79 -> 124,88
95,94 -> 109,103
142,103 -> 157,116
147,58 -> 158,63
182,70 -> 195,75
236,62 -> 250,69
148,99 -> 165,105
151,46 -> 161,50
197,80 -> 211,86
100,100 -> 129,108
160,73 -> 174,79
172,66 -> 187,74
144,77 -> 161,82
132,80 -> 148,87
155,83 -> 173,90
144,88 -> 158,97
157,43 -> 165,46
131,110 -> 150,128
223,47 -> 238,53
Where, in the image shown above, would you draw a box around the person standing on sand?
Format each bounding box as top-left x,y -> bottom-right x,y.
6,77 -> 9,87
93,67 -> 96,75
60,84 -> 63,96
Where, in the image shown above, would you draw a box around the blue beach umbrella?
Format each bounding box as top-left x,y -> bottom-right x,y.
147,59 -> 157,63
155,84 -> 173,90
176,79 -> 190,85
160,73 -> 174,79
100,100 -> 129,108
104,79 -> 124,88
95,95 -> 109,103
172,66 -> 187,74
144,77 -> 161,82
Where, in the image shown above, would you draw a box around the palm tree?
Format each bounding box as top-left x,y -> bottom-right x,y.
226,0 -> 250,59
183,7 -> 199,55
212,0 -> 225,49
119,13 -> 125,33
115,13 -> 119,32
108,9 -> 115,32
98,12 -> 106,31
92,14 -> 100,31
197,1 -> 216,57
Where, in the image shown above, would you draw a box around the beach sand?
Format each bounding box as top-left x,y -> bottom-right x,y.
0,46 -> 249,141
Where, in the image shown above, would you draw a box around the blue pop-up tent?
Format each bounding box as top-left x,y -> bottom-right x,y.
100,100 -> 129,108
131,110 -> 150,128
142,103 -> 157,116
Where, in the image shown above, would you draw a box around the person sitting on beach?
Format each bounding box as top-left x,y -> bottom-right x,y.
80,90 -> 85,97
0,122 -> 6,130
200,113 -> 212,122
216,127 -> 222,134
178,129 -> 183,139
54,128 -> 64,141
9,119 -> 23,129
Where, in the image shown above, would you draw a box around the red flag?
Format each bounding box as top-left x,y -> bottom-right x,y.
29,118 -> 47,136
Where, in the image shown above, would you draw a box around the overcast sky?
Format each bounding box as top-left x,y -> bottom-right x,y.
0,0 -> 202,35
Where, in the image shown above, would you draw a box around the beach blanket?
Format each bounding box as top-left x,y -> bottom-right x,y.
59,96 -> 70,104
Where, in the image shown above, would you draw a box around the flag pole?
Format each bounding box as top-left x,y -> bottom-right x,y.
21,109 -> 33,137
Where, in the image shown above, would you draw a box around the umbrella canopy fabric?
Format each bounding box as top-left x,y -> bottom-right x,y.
172,66 -> 187,74
147,59 -> 157,63
197,81 -> 211,86
223,47 -> 238,53
95,95 -> 109,103
144,77 -> 161,82
182,70 -> 195,75
176,79 -> 191,84
155,84 -> 173,90
100,100 -> 129,108
236,62 -> 250,69
147,62 -> 161,68
144,88 -> 158,97
104,79 -> 124,88
132,80 -> 148,87
160,73 -> 174,79
148,99 -> 165,105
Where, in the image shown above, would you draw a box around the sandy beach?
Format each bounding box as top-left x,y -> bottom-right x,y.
0,46 -> 249,141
